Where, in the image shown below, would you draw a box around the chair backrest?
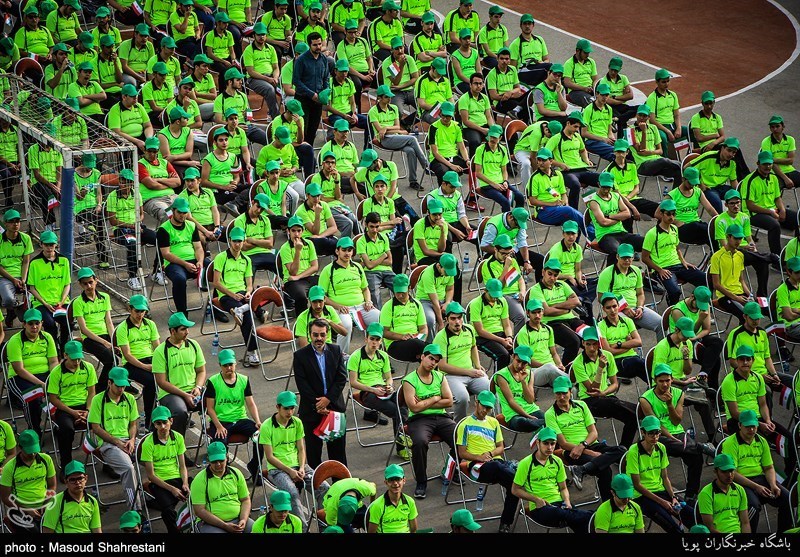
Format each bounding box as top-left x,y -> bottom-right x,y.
681,152 -> 699,170
207,123 -> 223,148
356,200 -> 366,223
707,214 -> 719,250
769,288 -> 779,323
408,265 -> 427,292
644,347 -> 654,384
405,226 -> 416,265
476,259 -> 488,286
420,195 -> 429,217
204,260 -> 216,297
250,285 -> 284,311
225,220 -> 237,247
312,460 -> 351,491
476,217 -> 489,247
661,305 -> 674,338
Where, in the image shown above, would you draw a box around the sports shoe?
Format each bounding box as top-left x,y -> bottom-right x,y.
152,271 -> 166,286
232,304 -> 249,324
244,351 -> 260,367
408,181 -> 422,191
414,484 -> 426,499
683,386 -> 707,404
617,376 -> 633,385
695,374 -> 709,390
224,201 -> 240,217
396,433 -> 412,460
214,309 -> 230,323
98,261 -> 110,269
498,524 -> 512,534
698,442 -> 717,458
127,277 -> 143,291
779,346 -> 795,363
570,465 -> 584,490
363,409 -> 388,425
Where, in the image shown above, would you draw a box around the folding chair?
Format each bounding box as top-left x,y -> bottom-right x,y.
0,344 -> 26,434
466,216 -> 490,293
148,249 -> 205,313
198,261 -> 241,343
503,119 -> 528,184
311,459 -> 352,532
345,383 -> 394,448
488,375 -> 520,450
443,416 -> 504,522
582,208 -> 609,276
247,285 -> 296,382
567,363 -> 619,446
515,499 -> 571,533
133,434 -> 165,530
83,434 -> 129,507
769,289 -> 800,377
706,272 -> 737,335
191,393 -> 253,469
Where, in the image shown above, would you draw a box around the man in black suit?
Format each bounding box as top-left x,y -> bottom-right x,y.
293,318 -> 349,467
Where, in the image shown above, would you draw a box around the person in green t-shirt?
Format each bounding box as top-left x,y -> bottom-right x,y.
597,292 -> 647,384
645,68 -> 688,162
761,114 -> 800,189
152,312 -> 207,436
68,62 -> 106,123
626,414 -> 694,533
243,23 -> 280,118
170,0 -> 201,60
493,344 -> 545,431
279,215 -> 320,315
205,349 -> 263,478
73,155 -> 110,269
428,102 -> 470,184
311,150 -> 358,238
459,73 -> 496,155
777,256 -> 800,340
544,375 -> 625,500
598,57 -> 637,131
71,268 -> 114,385
88,366 -> 139,510
606,139 -> 661,223
628,104 -> 683,183
41,461 -> 100,534
358,211 -> 395,307
468,278 -> 513,371
587,172 -> 643,266
593,474 -> 645,533
367,464 -> 418,533
191,440 -> 254,533
513,298 -> 568,388
28,140 -> 63,229
252,489 -> 305,533
324,60 -> 370,143
0,209 -> 33,324
547,220 -> 592,303
527,147 -> 585,232
698,454 -> 750,534
400,343 -> 457,499
562,39 -> 597,108
0,429 -> 56,531
160,106 -> 198,179
474,124 -> 525,213
510,425 -> 592,532
571,326 -> 637,448
641,198 -> 707,305
27,231 -> 71,352
580,83 -> 615,162
379,273 -> 427,361
139,405 -> 190,533
205,12 -> 236,74
0,122 -> 20,208
486,48 -> 528,122
668,166 -> 717,247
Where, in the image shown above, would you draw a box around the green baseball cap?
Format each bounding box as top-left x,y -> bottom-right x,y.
323,525 -> 344,533
338,495 -> 359,525
655,68 -> 671,81
725,224 -> 744,239
253,22 -> 267,35
336,236 -> 355,249
194,53 -> 212,64
23,308 -> 42,322
640,415 -> 661,431
701,90 -> 715,103
743,301 -> 763,319
40,230 -> 58,244
108,366 -> 130,386
135,23 -> 151,36
488,5 -> 504,15
421,11 -> 435,23
637,104 -> 651,116
440,101 -> 455,117
769,115 -> 784,125
96,6 -> 111,16
724,189 -> 741,201
598,172 -> 614,188
713,453 -> 736,471
485,278 -> 503,298
608,56 -> 623,70
359,149 -> 377,167
179,76 -> 196,88
120,168 -> 135,181
552,375 -> 572,393
675,316 -> 695,338
600,292 -> 618,304
689,525 -> 711,534
659,199 -> 677,212
229,226 -> 245,241
207,441 -> 227,462
513,345 -> 533,364
442,170 -> 461,187
618,243 -> 634,258
218,348 -> 237,365
120,511 -> 142,529
372,173 -> 387,185
183,167 -> 201,180
3,209 -> 19,222
253,192 -> 271,209
169,106 -> 191,122
520,13 -> 533,23
121,83 -> 138,97
65,0 -> 81,9
487,124 -> 503,138
610,473 -> 634,498
458,28 -> 472,39
168,312 -> 195,328
526,298 -> 543,312
613,139 -> 630,152
270,490 -> 293,511
477,390 -> 496,408
366,321 -> 384,338
549,63 -> 564,74
562,220 -> 579,233
151,406 -> 172,422
390,36 -> 404,49
23,5 -> 38,14
445,301 -> 466,315
213,127 -> 230,140
511,207 -> 529,229
423,343 -> 442,357
65,460 -> 86,476
275,125 -> 292,143
451,509 -> 480,531
224,67 -> 244,80
151,61 -> 168,75
100,34 -> 115,47
596,83 -> 611,96
739,409 -> 759,427
382,0 -> 400,10
287,215 -> 304,229
376,84 -> 394,98
129,295 -> 149,311
18,429 -> 40,453
276,390 -> 298,407
653,363 -> 672,377
427,197 -> 443,214
392,274 -> 409,293
145,136 -> 162,151
285,98 -> 304,115
77,267 -> 95,280
77,61 -> 94,72
52,42 -> 69,53
576,39 -> 593,52
215,11 -> 231,22
723,137 -> 740,150
79,31 -> 94,47
536,147 -> 553,160
567,111 -> 584,125
321,150 -> 337,161
582,327 -> 599,342
171,197 -> 191,213
736,345 -> 754,358
345,18 -> 359,29
537,427 -> 557,442
493,233 -> 513,249
384,464 -> 404,480
787,257 -> 800,272
305,183 -> 323,197
440,253 -> 458,276
431,58 -> 447,74
295,42 -> 309,54
543,258 -> 561,271
335,58 -> 350,72
693,286 -> 712,310
758,151 -> 774,165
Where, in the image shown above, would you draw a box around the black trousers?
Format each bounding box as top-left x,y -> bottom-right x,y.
207,418 -> 263,476
750,212 -> 799,255
560,442 -> 626,500
584,396 -> 638,448
659,434 -> 707,498
82,334 -> 114,383
301,416 -> 347,469
430,156 -> 466,185
298,95 -> 324,146
476,333 -> 511,371
122,357 -> 157,428
53,404 -> 86,469
386,338 -> 426,362
694,335 -> 723,388
677,221 -> 713,247
549,318 -> 584,365
406,414 -> 456,486
597,232 -> 644,267
635,490 -> 695,533
218,294 -> 257,351
462,128 -> 484,157
148,477 -> 185,533
284,276 -> 319,315
742,249 -> 771,297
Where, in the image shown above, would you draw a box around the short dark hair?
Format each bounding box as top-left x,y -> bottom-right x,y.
310,318 -> 330,331
365,211 -> 381,225
307,32 -> 322,44
469,73 -> 483,83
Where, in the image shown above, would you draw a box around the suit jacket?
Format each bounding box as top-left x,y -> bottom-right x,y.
293,343 -> 348,422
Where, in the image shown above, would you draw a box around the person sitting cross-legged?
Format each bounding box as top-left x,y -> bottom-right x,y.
468,278 -> 513,374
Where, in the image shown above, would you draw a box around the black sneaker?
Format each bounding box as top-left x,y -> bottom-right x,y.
498,524 -> 512,533
779,347 -> 795,363
570,465 -> 584,490
214,309 -> 230,323
103,464 -> 121,480
363,410 -> 388,425
408,181 -> 422,191
414,484 -> 427,499
617,376 -> 633,385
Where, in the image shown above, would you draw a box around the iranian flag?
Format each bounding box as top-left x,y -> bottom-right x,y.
43,402 -> 57,417
442,454 -> 457,481
779,385 -> 794,410
242,25 -> 254,37
313,411 -> 347,441
22,386 -> 44,403
775,434 -> 789,458
175,502 -> 192,532
756,296 -> 769,309
500,266 -> 520,288
625,127 -> 636,146
131,1 -> 144,16
350,308 -> 367,332
52,306 -> 67,319
124,233 -> 136,244
765,323 -> 786,338
581,190 -> 595,205
47,196 -> 59,211
528,429 -> 540,450
617,297 -> 629,312
387,62 -> 401,78
575,323 -> 590,337
82,435 -> 99,455
429,102 -> 442,119
469,462 -> 484,481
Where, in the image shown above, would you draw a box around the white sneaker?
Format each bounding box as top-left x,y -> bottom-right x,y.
152,271 -> 166,286
127,277 -> 143,291
232,304 -> 249,324
244,351 -> 260,367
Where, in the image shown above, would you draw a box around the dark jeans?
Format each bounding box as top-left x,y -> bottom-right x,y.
284,276 -> 319,315
750,212 -> 799,255
113,226 -> 158,277
560,441 -> 626,500
741,474 -> 792,533
702,185 -> 733,215
549,318 -> 584,366
517,63 -> 550,87
82,334 -> 114,382
714,296 -> 745,325
462,128 -> 485,157
430,157 -> 466,185
176,37 -> 200,61
358,390 -> 406,440
479,184 -> 525,214
207,419 -> 262,476
164,261 -> 199,316
301,415 -> 347,469
507,410 -> 545,432
616,356 -> 648,384
160,393 -> 199,437
693,335 -> 723,388
53,404 -> 86,468
39,305 -> 70,353
583,396 -> 638,448
217,294 -> 257,351
637,158 -> 682,184
597,232 -> 644,267
742,249 -> 771,297
472,459 -> 519,525
562,170 -> 599,209
677,221 -> 713,247
655,264 -> 707,305
248,252 -> 277,275
611,104 -> 638,134
406,414 -> 456,487
635,490 -> 695,533
123,358 -> 157,428
148,477 -> 185,533
298,95 -> 324,146
386,338 -> 426,362
311,237 -> 338,257
8,374 -> 49,438
527,501 -> 592,533
476,334 -> 511,371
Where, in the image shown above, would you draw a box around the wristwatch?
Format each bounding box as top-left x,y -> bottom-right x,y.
581,441 -> 589,448
615,341 -> 622,349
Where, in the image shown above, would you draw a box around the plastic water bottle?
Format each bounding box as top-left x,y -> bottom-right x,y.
141,520 -> 152,534
441,476 -> 450,496
687,427 -> 695,440
662,182 -> 670,197
259,505 -> 267,513
204,304 -> 212,324
462,253 -> 471,273
673,501 -> 686,514
475,485 -> 486,511
211,334 -> 219,357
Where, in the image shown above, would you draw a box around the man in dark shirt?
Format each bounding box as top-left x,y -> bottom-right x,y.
293,32 -> 331,142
